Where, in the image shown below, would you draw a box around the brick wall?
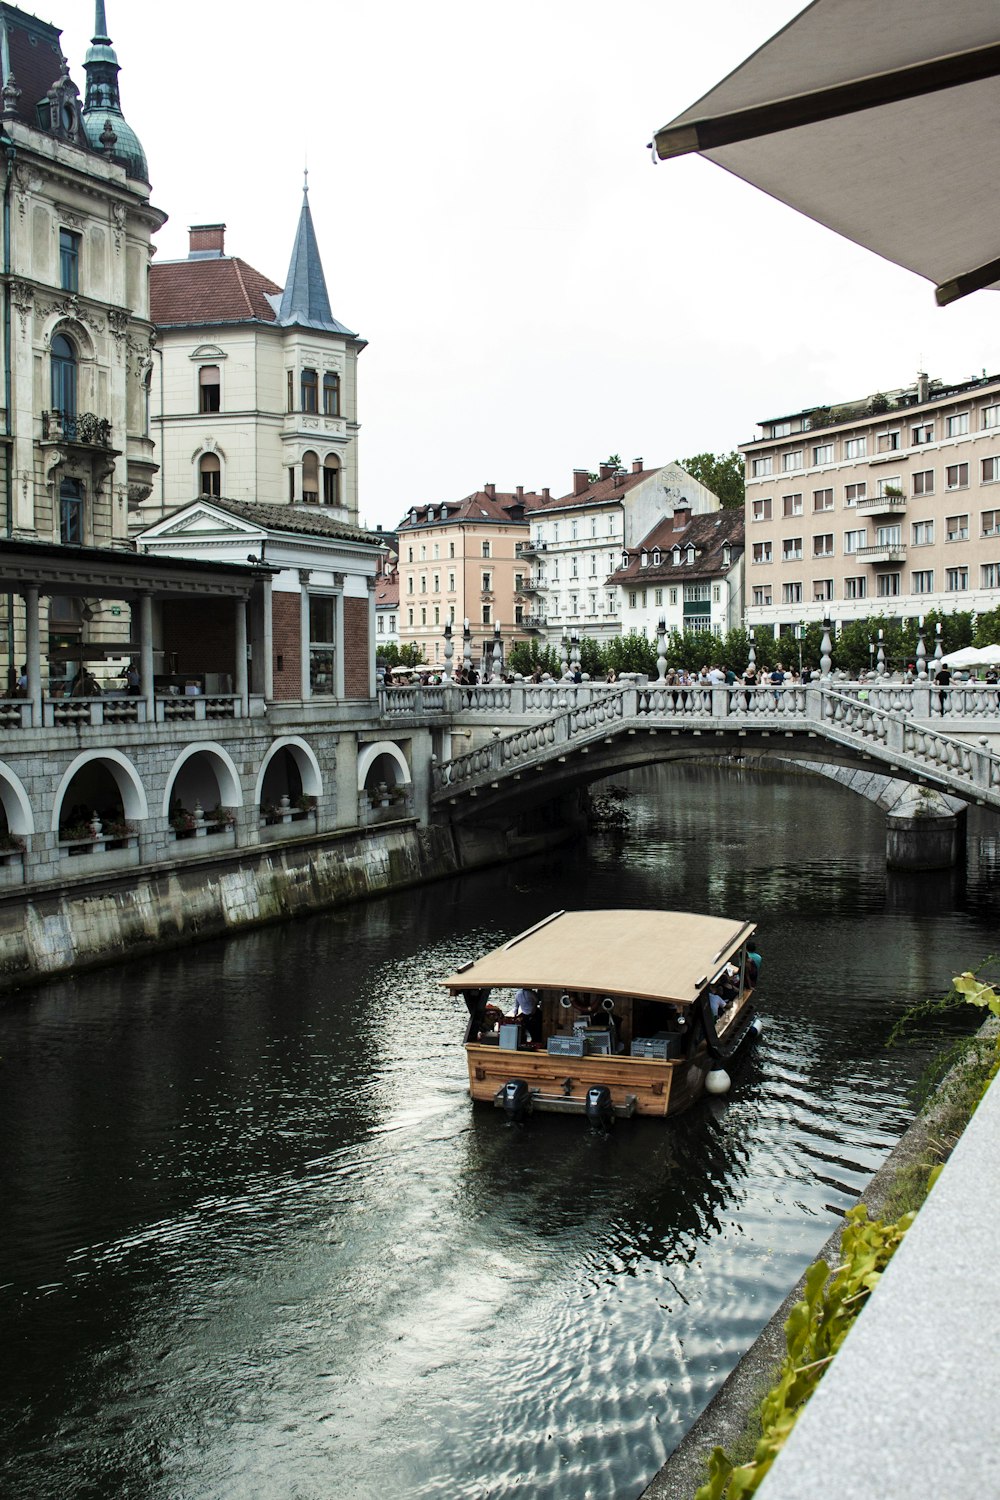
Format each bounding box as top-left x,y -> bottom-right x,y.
272,592 -> 301,701
344,597 -> 371,698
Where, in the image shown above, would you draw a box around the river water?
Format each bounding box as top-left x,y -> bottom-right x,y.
2,764 -> 998,1500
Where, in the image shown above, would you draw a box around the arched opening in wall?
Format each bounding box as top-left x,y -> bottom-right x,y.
258,743 -> 320,824
359,743 -> 411,812
166,750 -> 238,838
302,450 -> 319,504
51,331 -> 78,428
199,453 -> 221,497
0,771 -> 30,860
322,455 -> 341,508
57,760 -> 133,849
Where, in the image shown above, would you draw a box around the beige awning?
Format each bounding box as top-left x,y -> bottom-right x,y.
441,910 -> 756,1005
652,0 -> 1000,305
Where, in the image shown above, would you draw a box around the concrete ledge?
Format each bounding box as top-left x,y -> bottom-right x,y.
640,1033 -> 996,1499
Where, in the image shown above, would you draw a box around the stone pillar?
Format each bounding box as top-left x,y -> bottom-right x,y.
24,587 -> 41,722
334,590 -> 345,698
885,785 -> 967,870
299,572 -> 311,701
140,592 -> 155,721
234,596 -> 249,715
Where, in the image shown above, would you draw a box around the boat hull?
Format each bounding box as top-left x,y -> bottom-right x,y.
467,1040 -> 718,1118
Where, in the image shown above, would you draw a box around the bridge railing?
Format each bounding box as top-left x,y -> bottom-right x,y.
432,683 -> 1000,802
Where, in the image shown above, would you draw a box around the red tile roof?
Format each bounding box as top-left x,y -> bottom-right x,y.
375,577 -> 399,608
611,511 -> 744,584
535,466 -> 663,513
398,488 -> 547,529
150,257 -> 282,326
1,7 -> 65,125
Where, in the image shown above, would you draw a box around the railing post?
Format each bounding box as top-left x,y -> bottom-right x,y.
711,685 -> 728,719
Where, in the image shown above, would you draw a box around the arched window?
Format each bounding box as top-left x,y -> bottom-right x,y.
60,477 -> 84,543
199,453 -> 221,497
51,333 -> 77,423
301,368 -> 318,413
302,450 -> 319,503
199,365 -> 220,413
323,372 -> 340,416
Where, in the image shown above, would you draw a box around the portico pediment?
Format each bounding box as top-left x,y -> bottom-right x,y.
140,502 -> 265,542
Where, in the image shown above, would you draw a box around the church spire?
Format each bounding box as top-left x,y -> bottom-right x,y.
81,1 -> 149,182
272,179 -> 355,335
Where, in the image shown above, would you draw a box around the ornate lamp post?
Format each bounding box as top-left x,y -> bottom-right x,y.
820,614 -> 832,679
934,621 -> 944,665
747,626 -> 756,676
560,630 -> 569,679
876,629 -> 886,676
916,616 -> 927,680
796,620 -> 805,678
462,617 -> 473,679
656,617 -> 667,684
570,631 -> 581,678
491,621 -> 502,682
442,619 -> 454,681
868,639 -> 875,676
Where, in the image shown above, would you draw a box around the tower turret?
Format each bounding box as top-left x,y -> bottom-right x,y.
81,1 -> 148,182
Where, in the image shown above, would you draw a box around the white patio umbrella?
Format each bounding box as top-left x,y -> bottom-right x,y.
938,644 -> 1000,668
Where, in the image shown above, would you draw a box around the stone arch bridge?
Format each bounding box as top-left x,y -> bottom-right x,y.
382,679 -> 1000,869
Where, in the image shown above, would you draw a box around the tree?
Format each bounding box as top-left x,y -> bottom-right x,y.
676,451 -> 745,511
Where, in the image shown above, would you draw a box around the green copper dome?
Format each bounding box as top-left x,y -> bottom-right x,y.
81,3 -> 149,182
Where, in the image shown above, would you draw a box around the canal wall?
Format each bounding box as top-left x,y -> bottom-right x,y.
0,811 -> 579,995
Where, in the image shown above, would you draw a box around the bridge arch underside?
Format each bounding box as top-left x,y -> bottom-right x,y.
437,732 -> 985,869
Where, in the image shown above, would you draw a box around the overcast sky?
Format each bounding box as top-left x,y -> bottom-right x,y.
59,1 -> 1000,531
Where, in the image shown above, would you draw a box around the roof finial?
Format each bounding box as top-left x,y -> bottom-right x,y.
303,164 -> 309,199
93,0 -> 110,43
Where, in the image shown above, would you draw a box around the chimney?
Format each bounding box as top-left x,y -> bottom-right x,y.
673,500 -> 691,531
516,485 -> 523,501
189,223 -> 226,256
916,371 -> 930,404
573,469 -> 589,496
632,457 -> 643,474
484,482 -> 496,499
599,463 -> 614,481
542,487 -> 550,501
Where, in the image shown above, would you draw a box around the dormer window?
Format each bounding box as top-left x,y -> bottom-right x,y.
621,550 -> 629,569
672,547 -> 681,565
722,544 -> 731,567
640,550 -> 648,568
652,549 -> 661,565
440,505 -> 448,520
686,544 -> 695,565
427,507 -> 435,522
410,508 -> 417,524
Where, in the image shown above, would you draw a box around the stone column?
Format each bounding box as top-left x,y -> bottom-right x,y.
299,570 -> 311,701
139,592 -> 154,721
24,586 -> 40,722
234,596 -> 249,715
334,580 -> 345,699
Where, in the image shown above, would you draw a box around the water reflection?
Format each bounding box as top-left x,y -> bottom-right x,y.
0,763 -> 997,1500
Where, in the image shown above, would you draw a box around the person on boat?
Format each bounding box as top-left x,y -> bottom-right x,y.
707,987 -> 727,1019
510,985 -> 541,1046
746,946 -> 762,986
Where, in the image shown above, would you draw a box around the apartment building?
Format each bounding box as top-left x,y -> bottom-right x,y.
395,486 -> 544,669
612,505 -> 745,640
742,372 -> 1000,636
522,460 -> 721,648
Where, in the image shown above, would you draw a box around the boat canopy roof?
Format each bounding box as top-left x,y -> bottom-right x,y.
441,910 -> 756,1006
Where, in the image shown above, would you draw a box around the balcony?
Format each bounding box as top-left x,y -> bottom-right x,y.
857,542 -> 907,563
857,491 -> 907,515
42,410 -> 113,446
522,613 -> 547,631
521,574 -> 544,592
519,539 -> 547,558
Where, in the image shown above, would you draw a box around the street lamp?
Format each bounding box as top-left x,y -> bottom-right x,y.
868,639 -> 875,676
820,614 -> 832,679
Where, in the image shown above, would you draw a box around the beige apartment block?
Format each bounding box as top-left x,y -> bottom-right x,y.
742,372 -> 1000,637
396,486 -> 544,672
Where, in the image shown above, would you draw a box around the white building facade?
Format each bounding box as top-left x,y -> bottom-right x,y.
522,461 -> 721,646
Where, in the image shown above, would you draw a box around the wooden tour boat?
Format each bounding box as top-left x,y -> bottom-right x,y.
442,909 -> 761,1123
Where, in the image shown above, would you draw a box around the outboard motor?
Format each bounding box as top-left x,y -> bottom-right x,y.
502,1078 -> 531,1120
585,1084 -> 615,1130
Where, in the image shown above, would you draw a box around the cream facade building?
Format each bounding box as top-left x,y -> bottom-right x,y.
522,461 -> 722,647
742,372 -> 1000,637
0,0 -> 164,684
396,486 -> 543,671
147,189 -> 363,529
